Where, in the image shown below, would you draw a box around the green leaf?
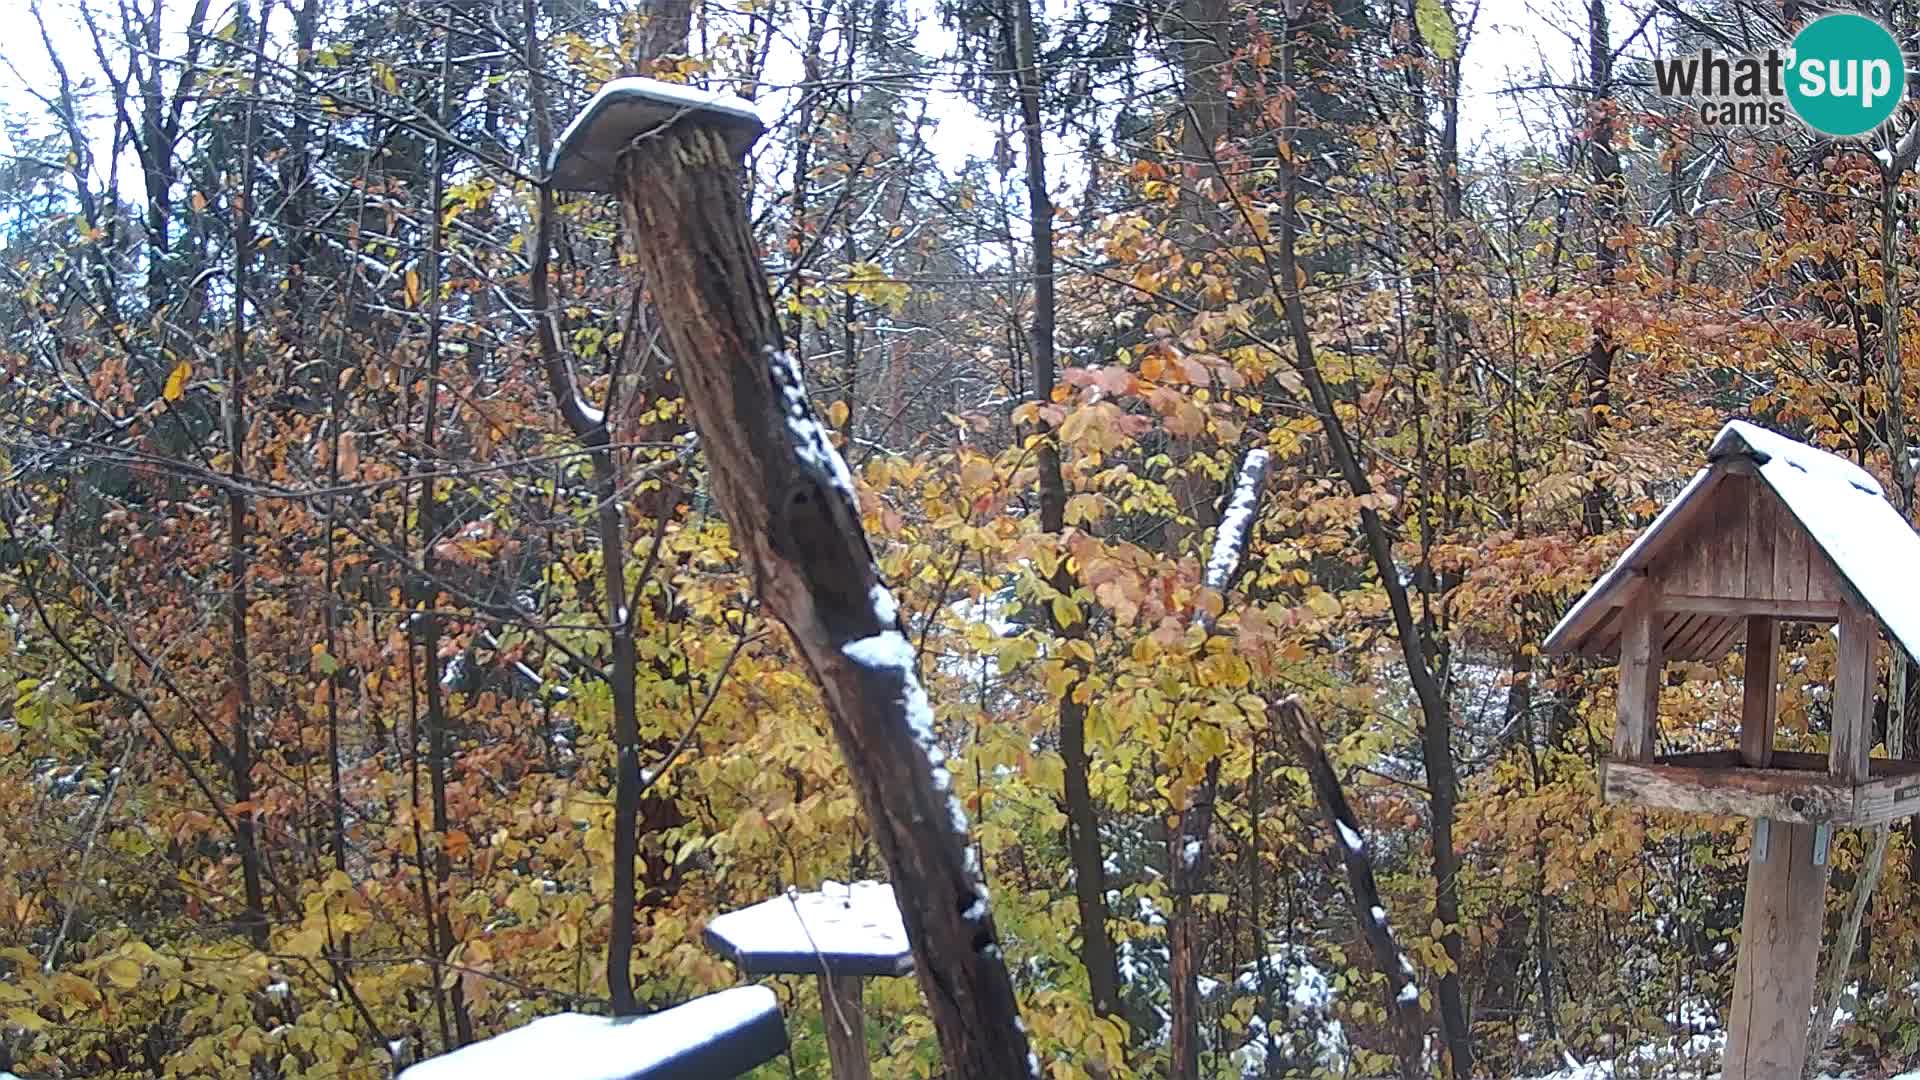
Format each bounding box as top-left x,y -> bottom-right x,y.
1415,0 -> 1456,60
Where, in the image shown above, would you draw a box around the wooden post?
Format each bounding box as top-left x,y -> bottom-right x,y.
606,111 -> 1034,1076
1741,615 -> 1777,768
1723,820 -> 1827,1079
1726,605 -> 1875,1076
819,975 -> 872,1080
1614,586 -> 1662,762
1832,601 -> 1878,785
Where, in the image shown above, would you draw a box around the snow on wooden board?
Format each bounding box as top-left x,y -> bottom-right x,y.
1713,420 -> 1920,664
1544,419 -> 1920,664
706,880 -> 914,978
548,77 -> 765,193
397,987 -> 786,1080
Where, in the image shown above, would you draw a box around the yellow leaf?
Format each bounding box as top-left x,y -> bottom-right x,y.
285,926 -> 326,957
103,957 -> 141,989
1415,0 -> 1458,60
7,1007 -> 45,1031
1050,594 -> 1081,629
163,360 -> 191,401
404,269 -> 421,308
826,399 -> 850,429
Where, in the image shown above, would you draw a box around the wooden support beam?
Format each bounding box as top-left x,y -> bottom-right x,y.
1724,819 -> 1828,1079
1657,594 -> 1841,621
1742,616 -> 1777,768
1614,588 -> 1662,762
1832,602 -> 1878,786
1600,759 -> 1850,823
819,975 -> 872,1080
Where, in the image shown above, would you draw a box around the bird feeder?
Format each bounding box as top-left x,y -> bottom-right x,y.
1545,419 -> 1920,1078
397,986 -> 788,1080
706,881 -> 913,1080
547,78 -> 764,193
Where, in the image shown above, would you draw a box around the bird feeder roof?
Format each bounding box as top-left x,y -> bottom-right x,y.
397,986 -> 786,1080
548,77 -> 765,193
705,880 -> 913,978
1545,420 -> 1920,663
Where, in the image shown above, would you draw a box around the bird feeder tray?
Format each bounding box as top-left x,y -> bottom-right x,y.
397,986 -> 787,1080
705,880 -> 913,979
548,77 -> 764,192
1600,749 -> 1920,826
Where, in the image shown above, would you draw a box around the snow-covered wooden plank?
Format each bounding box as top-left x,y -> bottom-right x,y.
397,987 -> 786,1080
547,78 -> 764,193
706,881 -> 913,978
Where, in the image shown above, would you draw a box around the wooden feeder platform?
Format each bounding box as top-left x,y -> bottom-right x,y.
1601,750 -> 1920,826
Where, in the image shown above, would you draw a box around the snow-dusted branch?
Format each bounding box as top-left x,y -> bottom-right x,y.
1195,447 -> 1272,634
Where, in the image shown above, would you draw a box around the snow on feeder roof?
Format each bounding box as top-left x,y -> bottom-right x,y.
397,986 -> 786,1080
548,77 -> 765,193
1544,419 -> 1920,664
705,880 -> 913,978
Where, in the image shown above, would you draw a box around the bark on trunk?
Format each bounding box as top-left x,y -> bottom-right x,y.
1579,0 -> 1621,535
224,1 -> 269,952
613,123 -> 1034,1079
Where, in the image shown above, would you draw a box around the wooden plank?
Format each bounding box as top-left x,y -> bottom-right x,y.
1745,482 -> 1776,601
1580,604 -> 1622,657
1716,476 -> 1750,597
1806,545 -> 1844,603
1723,819 -> 1828,1080
1662,613 -> 1701,656
1614,589 -> 1663,762
1674,614 -> 1727,659
1831,601 -> 1878,785
1699,617 -> 1746,662
1601,760 -> 1852,823
1848,771 -> 1920,825
1754,749 -> 1920,779
1656,594 -> 1841,621
1649,750 -> 1744,768
1774,511 -> 1809,602
1742,616 -> 1778,768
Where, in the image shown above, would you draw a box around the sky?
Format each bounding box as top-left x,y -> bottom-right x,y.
0,0 -> 1619,209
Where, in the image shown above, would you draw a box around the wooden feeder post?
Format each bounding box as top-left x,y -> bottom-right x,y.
546,79 -> 1033,1078
1545,421 -> 1920,1078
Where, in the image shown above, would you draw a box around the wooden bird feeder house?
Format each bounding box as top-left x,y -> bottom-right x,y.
1545,419 -> 1920,1078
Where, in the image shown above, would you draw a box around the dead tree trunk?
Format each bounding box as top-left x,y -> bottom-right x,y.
612,121 -> 1035,1079
1276,696 -> 1426,1078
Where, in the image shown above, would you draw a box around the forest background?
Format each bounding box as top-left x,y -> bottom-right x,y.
0,0 -> 1915,1074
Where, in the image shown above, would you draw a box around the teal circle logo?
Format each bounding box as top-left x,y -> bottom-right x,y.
1786,13 -> 1905,137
